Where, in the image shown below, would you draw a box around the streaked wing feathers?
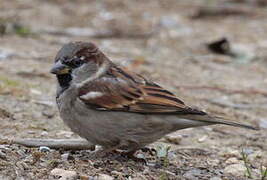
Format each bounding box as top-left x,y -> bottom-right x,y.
78,66 -> 206,115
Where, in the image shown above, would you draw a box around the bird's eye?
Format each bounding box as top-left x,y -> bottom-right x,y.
61,56 -> 84,68
73,58 -> 83,67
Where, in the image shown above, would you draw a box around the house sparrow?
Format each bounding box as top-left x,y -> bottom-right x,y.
50,42 -> 258,154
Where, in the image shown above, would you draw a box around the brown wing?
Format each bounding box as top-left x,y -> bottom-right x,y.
78,66 -> 206,115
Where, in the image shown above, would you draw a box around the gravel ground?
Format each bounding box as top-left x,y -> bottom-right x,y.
0,0 -> 266,179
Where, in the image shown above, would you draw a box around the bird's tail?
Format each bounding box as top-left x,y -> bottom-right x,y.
182,114 -> 259,130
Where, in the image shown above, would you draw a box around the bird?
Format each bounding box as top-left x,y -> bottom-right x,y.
50,41 -> 258,156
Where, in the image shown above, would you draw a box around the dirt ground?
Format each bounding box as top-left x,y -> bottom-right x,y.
0,0 -> 267,179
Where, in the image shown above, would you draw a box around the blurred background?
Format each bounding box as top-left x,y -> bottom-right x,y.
0,0 -> 266,179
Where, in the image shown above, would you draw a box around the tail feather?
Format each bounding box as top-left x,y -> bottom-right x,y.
181,114 -> 259,130
209,116 -> 259,130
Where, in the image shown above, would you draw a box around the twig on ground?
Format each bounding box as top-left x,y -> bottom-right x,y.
192,5 -> 256,19
11,138 -> 95,150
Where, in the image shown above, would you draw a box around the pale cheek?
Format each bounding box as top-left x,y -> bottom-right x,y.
71,63 -> 97,83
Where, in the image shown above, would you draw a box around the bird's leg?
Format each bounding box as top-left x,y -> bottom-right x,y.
90,145 -> 120,158
121,150 -> 147,163
141,147 -> 156,156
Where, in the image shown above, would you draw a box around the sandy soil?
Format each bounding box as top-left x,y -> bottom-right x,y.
0,0 -> 266,179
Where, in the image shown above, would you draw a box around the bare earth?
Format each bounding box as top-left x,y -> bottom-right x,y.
0,0 -> 266,179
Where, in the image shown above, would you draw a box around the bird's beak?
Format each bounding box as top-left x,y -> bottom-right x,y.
50,61 -> 70,74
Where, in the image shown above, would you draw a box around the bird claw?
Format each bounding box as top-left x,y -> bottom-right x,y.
121,151 -> 147,163
141,147 -> 156,156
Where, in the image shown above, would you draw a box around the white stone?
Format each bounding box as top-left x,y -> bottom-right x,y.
198,135 -> 208,143
95,174 -> 114,180
225,157 -> 240,165
224,164 -> 246,177
39,146 -> 50,153
164,134 -> 182,144
51,168 -> 78,180
56,130 -> 74,138
210,177 -> 222,180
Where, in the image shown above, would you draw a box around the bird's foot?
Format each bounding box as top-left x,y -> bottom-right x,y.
89,146 -> 118,158
141,147 -> 156,156
119,150 -> 147,163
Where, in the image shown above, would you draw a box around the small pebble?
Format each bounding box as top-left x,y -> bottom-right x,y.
168,151 -> 177,159
30,88 -> 42,95
242,148 -> 254,155
248,151 -> 262,161
135,153 -> 145,159
110,170 -> 123,176
41,131 -> 48,136
17,150 -> 26,157
259,118 -> 267,129
224,163 -> 246,176
220,149 -> 241,159
143,167 -> 150,174
198,135 -> 208,142
51,168 -> 78,180
0,145 -> 10,150
146,162 -> 156,167
56,130 -> 74,138
95,173 -> 114,180
225,157 -> 240,165
27,130 -> 35,134
165,134 -> 182,144
61,153 -> 74,161
61,153 -> 69,161
160,16 -> 180,28
42,110 -> 55,118
39,146 -> 50,153
183,168 -> 202,179
0,48 -> 15,60
210,177 -> 222,180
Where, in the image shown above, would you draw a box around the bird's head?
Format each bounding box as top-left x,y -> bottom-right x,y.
50,42 -> 103,75
50,41 -> 110,96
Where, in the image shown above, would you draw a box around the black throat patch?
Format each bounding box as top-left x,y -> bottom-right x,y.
56,74 -> 72,98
